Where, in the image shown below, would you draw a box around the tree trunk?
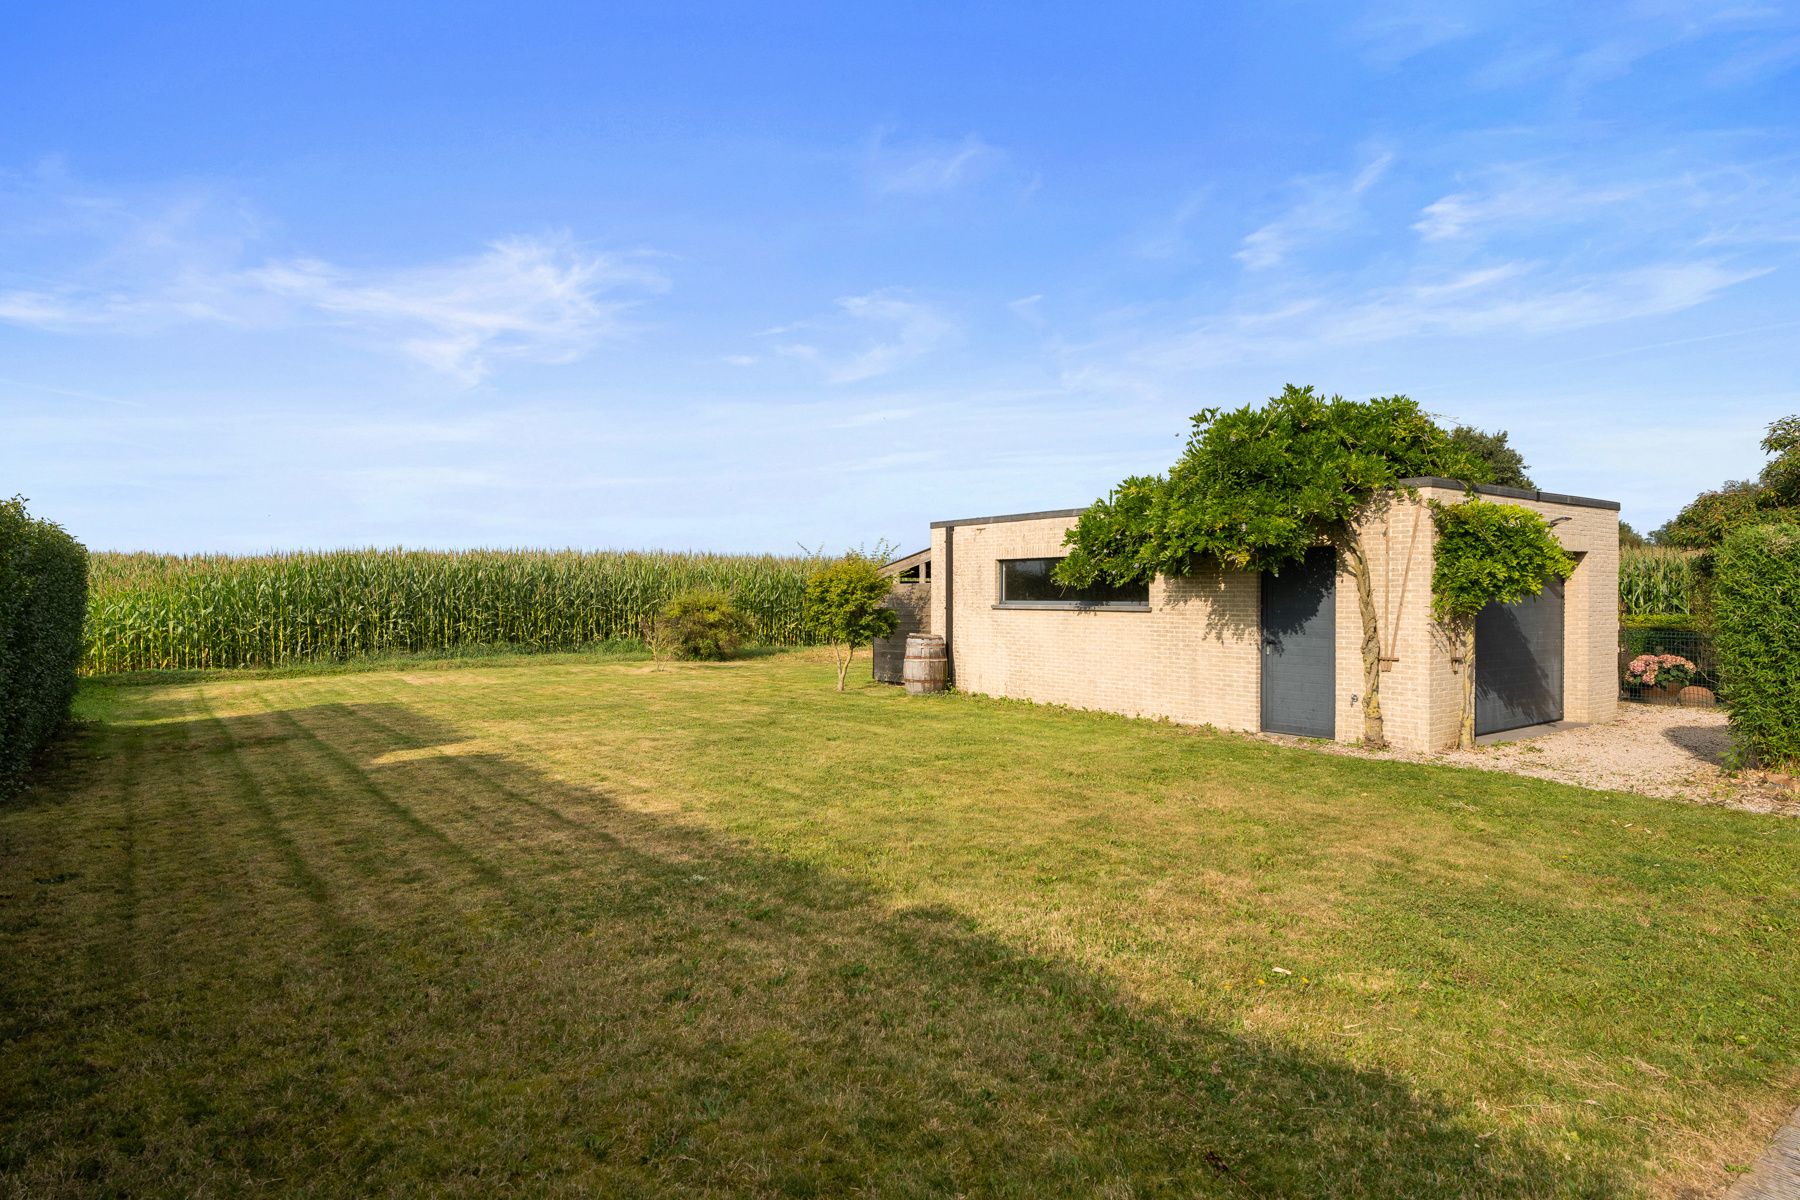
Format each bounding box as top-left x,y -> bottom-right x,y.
835,645 -> 851,692
1340,537 -> 1386,749
1458,622 -> 1477,750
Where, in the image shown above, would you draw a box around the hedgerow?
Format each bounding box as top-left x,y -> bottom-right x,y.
0,497 -> 88,795
1711,523 -> 1800,769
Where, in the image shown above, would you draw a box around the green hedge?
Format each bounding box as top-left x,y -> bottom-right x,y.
1712,523 -> 1800,770
1621,613 -> 1699,632
0,498 -> 88,795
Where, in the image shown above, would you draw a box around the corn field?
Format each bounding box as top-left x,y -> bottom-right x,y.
1619,547 -> 1696,617
85,548 -> 820,673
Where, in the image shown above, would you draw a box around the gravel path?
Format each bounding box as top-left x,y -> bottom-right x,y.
1306,704 -> 1800,816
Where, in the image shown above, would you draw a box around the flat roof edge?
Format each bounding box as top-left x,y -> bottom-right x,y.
931,507 -> 1087,529
1399,478 -> 1621,511
932,481 -> 1620,528
880,547 -> 931,569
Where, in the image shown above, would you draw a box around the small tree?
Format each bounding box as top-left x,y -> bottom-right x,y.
1429,498 -> 1575,749
1057,386 -> 1488,746
803,554 -> 899,691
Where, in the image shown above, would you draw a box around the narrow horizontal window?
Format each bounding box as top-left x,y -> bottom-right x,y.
997,557 -> 1149,608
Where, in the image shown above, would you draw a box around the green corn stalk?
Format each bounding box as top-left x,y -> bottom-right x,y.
1619,547 -> 1695,617
82,547 -> 825,674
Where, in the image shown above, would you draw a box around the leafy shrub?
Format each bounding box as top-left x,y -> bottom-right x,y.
1623,654 -> 1697,690
649,590 -> 753,661
0,497 -> 88,795
1712,524 -> 1800,769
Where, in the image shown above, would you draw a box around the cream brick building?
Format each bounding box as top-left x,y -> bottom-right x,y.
891,479 -> 1619,753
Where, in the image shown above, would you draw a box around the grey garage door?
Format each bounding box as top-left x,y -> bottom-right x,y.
1475,579 -> 1564,736
1260,548 -> 1337,738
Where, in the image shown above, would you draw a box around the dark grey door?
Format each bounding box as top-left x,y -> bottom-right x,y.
1260,548 -> 1336,738
1475,579 -> 1564,736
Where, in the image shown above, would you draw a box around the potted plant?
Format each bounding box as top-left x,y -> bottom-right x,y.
1624,653 -> 1698,703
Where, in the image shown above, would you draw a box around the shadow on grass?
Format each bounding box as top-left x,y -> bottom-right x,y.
1,696 -> 1613,1198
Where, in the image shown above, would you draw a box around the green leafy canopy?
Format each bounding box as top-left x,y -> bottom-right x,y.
802,554 -> 900,690
1056,385 -> 1492,586
803,556 -> 899,646
1446,425 -> 1534,490
1653,413 -> 1800,548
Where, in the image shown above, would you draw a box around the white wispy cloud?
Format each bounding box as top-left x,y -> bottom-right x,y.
1128,190 -> 1211,261
1007,293 -> 1046,323
0,176 -> 665,383
1133,259 -> 1764,371
1350,0 -> 1482,66
768,288 -> 956,383
863,130 -> 1003,196
1356,0 -> 1800,93
248,235 -> 664,383
1236,151 -> 1394,270
1414,174 -> 1643,242
1408,150 -> 1800,265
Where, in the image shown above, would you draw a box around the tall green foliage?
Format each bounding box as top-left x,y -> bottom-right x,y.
1654,415 -> 1800,548
1429,499 -> 1575,749
802,555 -> 898,692
1447,425 -> 1534,489
1618,547 -> 1696,617
1711,523 -> 1800,770
1056,385 -> 1488,746
85,548 -> 819,673
0,497 -> 88,795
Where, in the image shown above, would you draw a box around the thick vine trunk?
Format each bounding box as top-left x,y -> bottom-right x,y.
1340,537 -> 1386,749
1457,622 -> 1476,750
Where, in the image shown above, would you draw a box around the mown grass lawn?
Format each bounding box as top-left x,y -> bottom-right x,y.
2,649 -> 1796,1198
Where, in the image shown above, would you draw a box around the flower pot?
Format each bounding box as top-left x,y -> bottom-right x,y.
1678,685 -> 1717,707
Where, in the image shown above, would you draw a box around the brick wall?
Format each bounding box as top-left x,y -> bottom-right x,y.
929,516 -> 1262,731
929,488 -> 1619,751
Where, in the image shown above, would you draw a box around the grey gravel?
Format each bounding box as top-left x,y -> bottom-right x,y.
1299,704 -> 1800,816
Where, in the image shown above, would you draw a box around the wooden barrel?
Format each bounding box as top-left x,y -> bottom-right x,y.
902,634 -> 947,695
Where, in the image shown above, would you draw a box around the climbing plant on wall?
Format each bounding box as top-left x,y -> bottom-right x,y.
1055,385 -> 1490,747
1429,497 -> 1575,750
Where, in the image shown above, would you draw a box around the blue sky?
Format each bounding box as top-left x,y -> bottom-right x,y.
3,2 -> 1797,554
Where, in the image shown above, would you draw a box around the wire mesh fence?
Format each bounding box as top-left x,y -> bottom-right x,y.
1619,623 -> 1720,706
